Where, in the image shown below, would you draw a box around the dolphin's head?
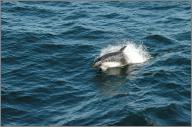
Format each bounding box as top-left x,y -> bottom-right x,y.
93,57 -> 102,68
93,61 -> 102,68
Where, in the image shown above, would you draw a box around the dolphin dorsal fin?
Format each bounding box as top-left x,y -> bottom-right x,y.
119,46 -> 127,52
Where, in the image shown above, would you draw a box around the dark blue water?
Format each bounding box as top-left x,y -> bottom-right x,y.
2,1 -> 191,126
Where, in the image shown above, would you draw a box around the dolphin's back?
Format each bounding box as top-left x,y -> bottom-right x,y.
96,46 -> 127,62
95,51 -> 125,63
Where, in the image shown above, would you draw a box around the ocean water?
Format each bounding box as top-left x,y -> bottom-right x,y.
1,1 -> 191,126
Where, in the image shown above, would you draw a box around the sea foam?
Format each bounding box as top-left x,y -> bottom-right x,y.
100,41 -> 151,64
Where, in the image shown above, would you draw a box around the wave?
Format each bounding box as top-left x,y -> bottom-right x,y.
61,25 -> 90,35
65,11 -> 90,20
144,34 -> 173,43
4,2 -> 56,16
139,3 -> 178,10
60,25 -> 113,40
34,43 -> 94,51
172,31 -> 190,41
143,103 -> 190,125
98,12 -> 120,19
2,106 -> 28,117
113,113 -> 153,126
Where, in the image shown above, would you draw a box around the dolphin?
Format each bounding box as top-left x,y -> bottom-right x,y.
93,46 -> 128,71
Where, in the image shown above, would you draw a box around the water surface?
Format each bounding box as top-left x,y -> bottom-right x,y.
1,1 -> 191,125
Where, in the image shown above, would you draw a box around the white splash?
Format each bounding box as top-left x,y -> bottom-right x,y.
100,41 -> 151,64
